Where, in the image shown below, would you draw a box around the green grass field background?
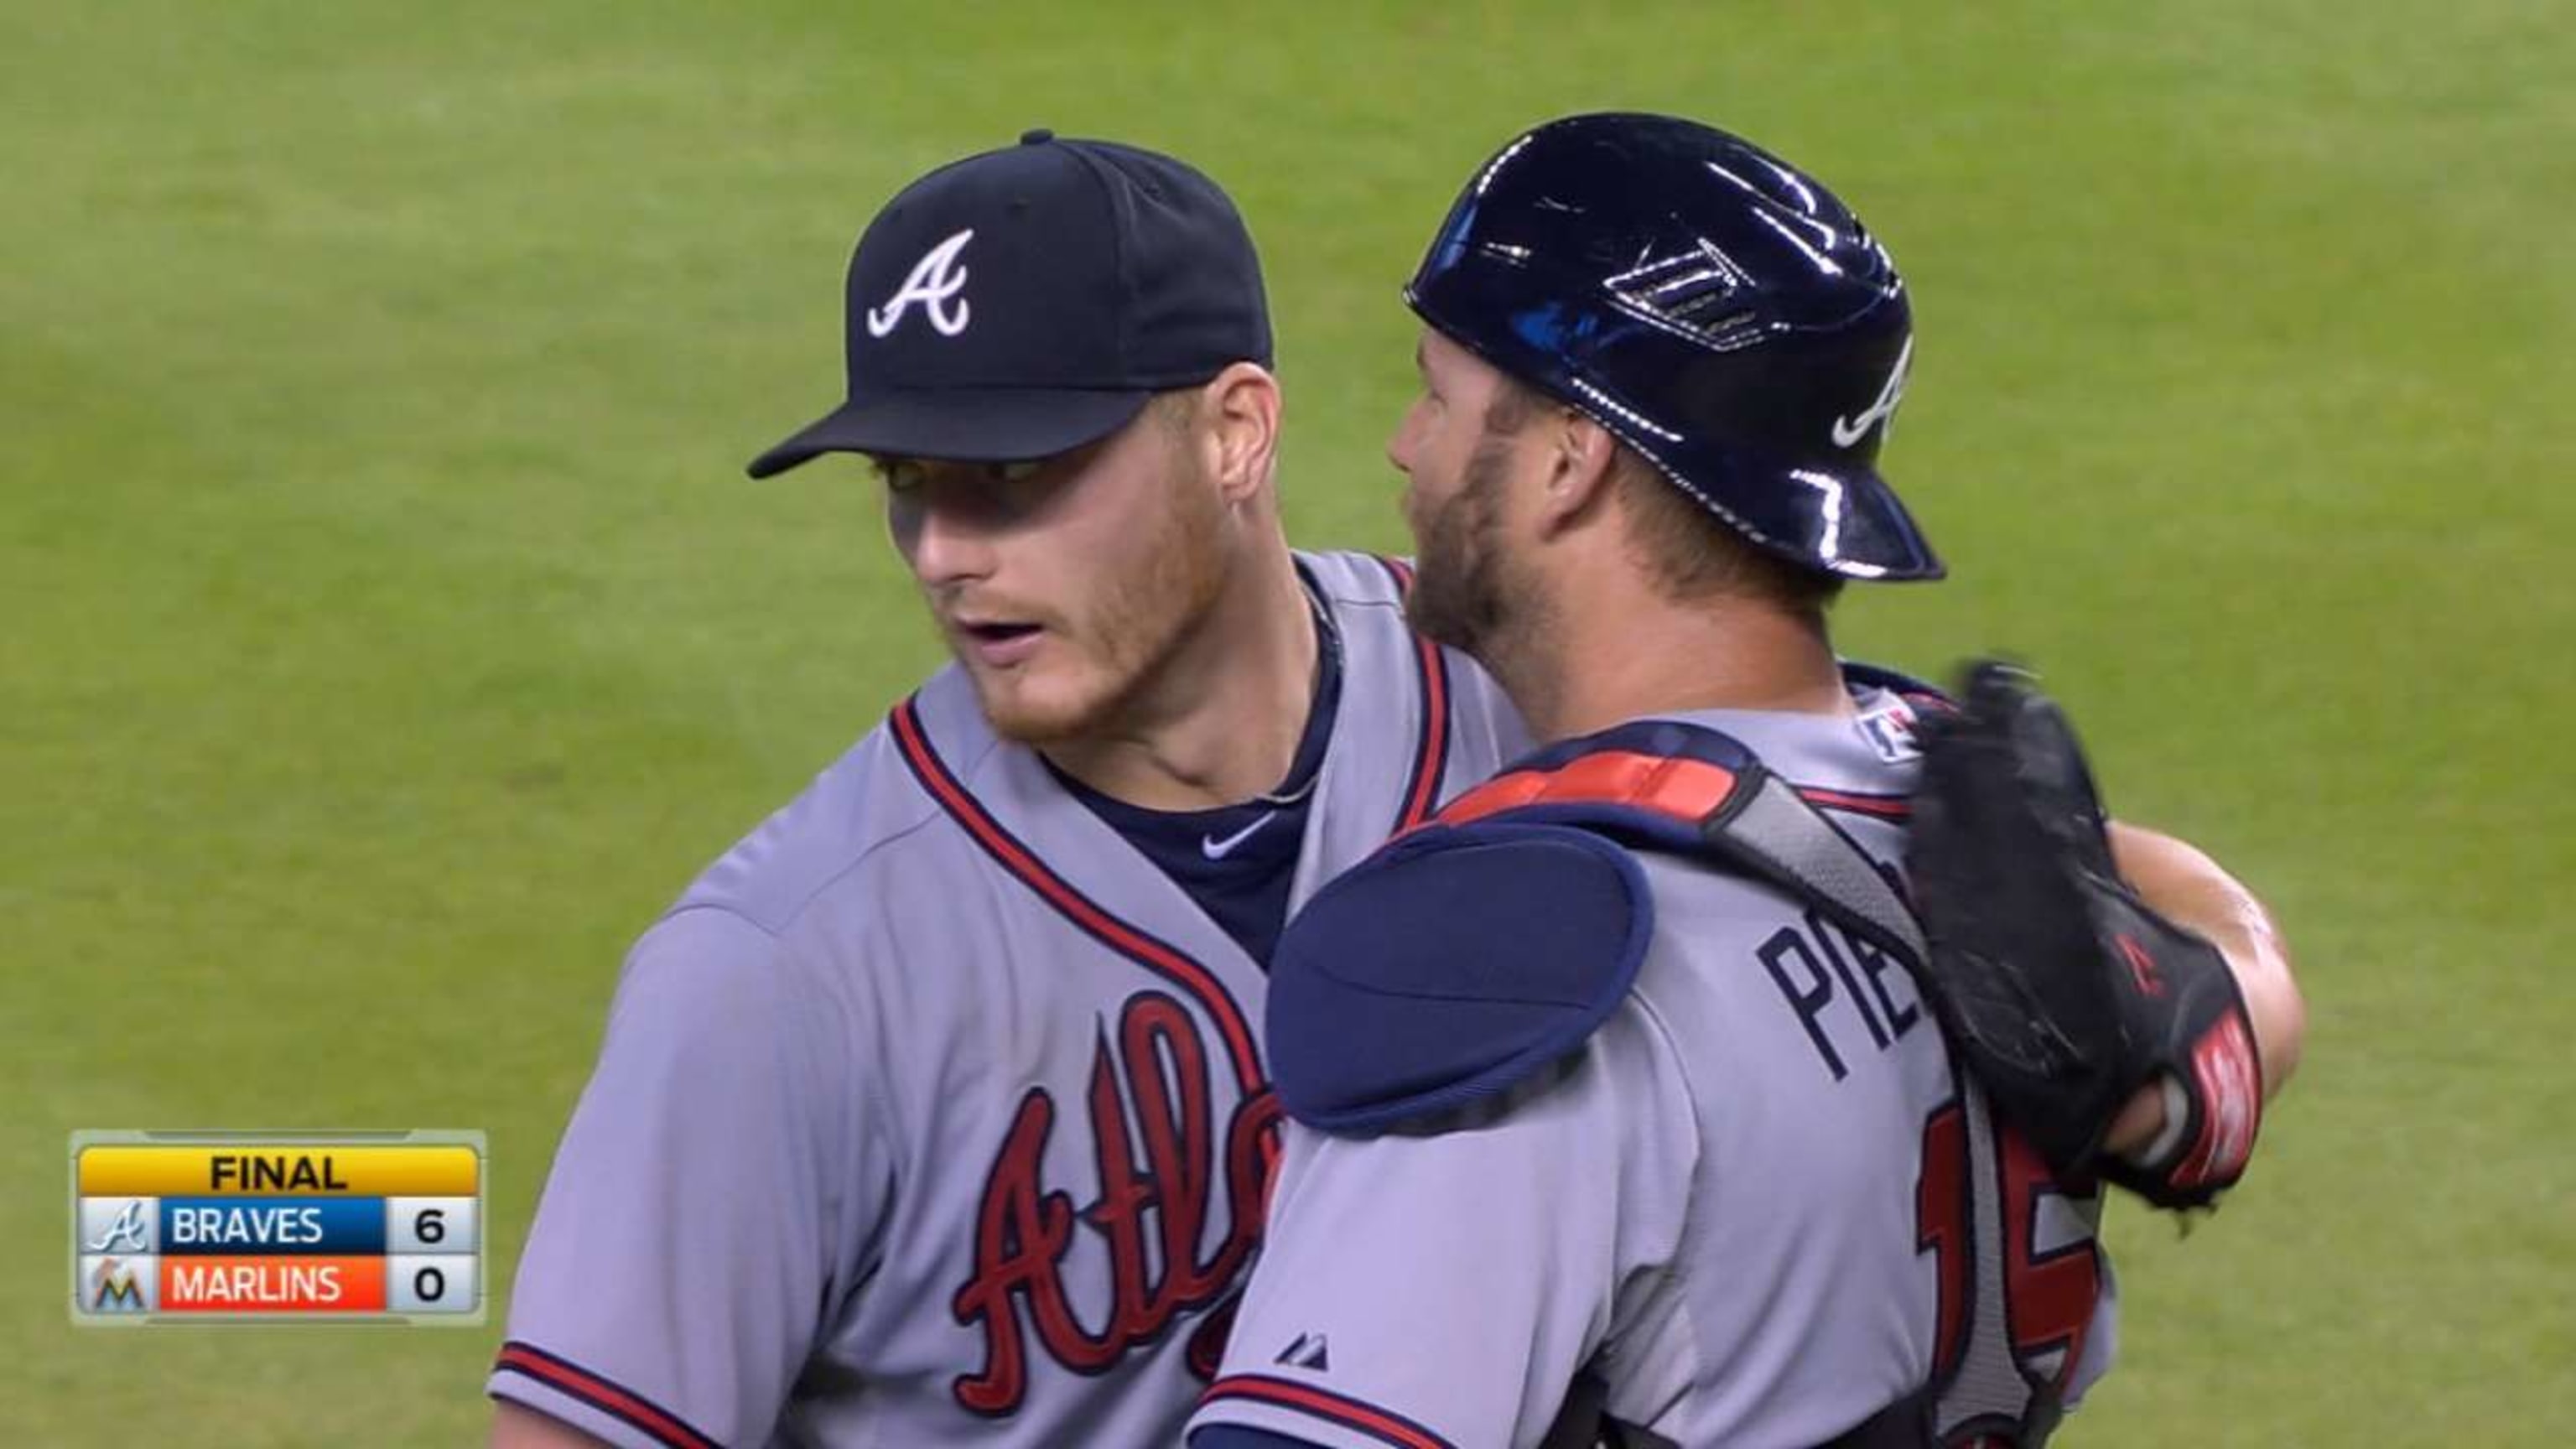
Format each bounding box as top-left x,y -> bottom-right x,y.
7,2 -> 2569,1442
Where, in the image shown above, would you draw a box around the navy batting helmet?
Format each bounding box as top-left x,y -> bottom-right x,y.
1405,112 -> 1941,581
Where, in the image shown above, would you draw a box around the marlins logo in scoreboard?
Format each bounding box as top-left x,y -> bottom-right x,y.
69,1130 -> 486,1327
88,1258 -> 148,1313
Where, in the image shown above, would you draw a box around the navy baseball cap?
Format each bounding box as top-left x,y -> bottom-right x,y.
748,129 -> 1274,476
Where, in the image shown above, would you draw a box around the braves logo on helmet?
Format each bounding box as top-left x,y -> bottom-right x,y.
1831,335 -> 1913,449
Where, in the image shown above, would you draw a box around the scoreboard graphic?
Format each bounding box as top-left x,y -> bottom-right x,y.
70,1130 -> 486,1326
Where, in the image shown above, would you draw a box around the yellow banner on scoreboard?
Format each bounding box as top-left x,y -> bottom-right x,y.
77,1145 -> 478,1197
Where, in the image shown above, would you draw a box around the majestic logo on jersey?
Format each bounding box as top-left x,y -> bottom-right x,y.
949,991 -> 1283,1416
867,228 -> 975,339
1831,334 -> 1913,449
1275,1332 -> 1331,1372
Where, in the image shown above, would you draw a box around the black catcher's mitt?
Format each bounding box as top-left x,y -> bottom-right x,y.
1906,661 -> 2263,1210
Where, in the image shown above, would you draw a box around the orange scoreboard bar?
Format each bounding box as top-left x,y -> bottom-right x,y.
70,1131 -> 486,1326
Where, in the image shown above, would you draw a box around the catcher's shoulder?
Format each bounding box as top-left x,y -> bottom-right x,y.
1266,817 -> 1654,1136
1839,656 -> 1952,712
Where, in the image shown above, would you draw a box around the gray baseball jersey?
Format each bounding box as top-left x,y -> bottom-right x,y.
487,550 -> 1527,1448
1190,693 -> 2117,1449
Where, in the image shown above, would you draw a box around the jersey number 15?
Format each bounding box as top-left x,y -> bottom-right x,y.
1915,1079 -> 2104,1447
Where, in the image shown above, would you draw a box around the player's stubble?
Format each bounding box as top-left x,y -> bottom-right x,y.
1406,427 -> 1551,697
967,431 -> 1233,749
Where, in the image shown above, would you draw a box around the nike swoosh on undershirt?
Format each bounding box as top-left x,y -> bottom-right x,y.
1200,811 -> 1280,860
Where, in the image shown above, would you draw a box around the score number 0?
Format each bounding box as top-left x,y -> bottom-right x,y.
387,1196 -> 477,1314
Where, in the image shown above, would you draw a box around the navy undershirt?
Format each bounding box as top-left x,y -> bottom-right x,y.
1052,574 -> 1344,969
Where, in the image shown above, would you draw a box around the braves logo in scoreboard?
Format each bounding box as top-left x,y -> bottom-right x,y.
86,1199 -> 151,1254
949,991 -> 1282,1416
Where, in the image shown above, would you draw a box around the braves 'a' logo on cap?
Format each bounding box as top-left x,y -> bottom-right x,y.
868,228 -> 975,339
1831,334 -> 1913,449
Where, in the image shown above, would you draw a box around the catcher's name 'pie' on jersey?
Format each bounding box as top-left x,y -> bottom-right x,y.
1192,693 -> 2118,1449
486,551 -> 1528,1449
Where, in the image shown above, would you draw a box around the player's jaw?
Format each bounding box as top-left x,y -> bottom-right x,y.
1405,442 -> 1515,658
1389,330 -> 1537,664
891,415 -> 1231,746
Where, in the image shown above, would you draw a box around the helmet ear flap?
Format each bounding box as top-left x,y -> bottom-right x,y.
1405,112 -> 1945,583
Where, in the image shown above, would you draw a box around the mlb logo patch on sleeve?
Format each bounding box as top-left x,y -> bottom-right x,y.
1855,694 -> 1920,764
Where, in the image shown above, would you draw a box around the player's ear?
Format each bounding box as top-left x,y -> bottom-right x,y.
1535,408 -> 1619,538
1197,362 -> 1282,505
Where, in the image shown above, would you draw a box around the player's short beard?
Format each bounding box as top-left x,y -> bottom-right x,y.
980,451 -> 1231,747
1406,435 -> 1520,666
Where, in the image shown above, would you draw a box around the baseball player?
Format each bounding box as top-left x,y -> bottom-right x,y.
488,130 -> 2301,1449
1187,114 -> 2298,1449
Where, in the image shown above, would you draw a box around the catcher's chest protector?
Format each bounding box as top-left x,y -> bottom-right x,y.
1436,720 -> 2109,1449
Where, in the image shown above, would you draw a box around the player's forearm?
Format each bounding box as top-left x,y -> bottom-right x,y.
2106,822 -> 2305,1098
2091,823 -> 2303,1161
